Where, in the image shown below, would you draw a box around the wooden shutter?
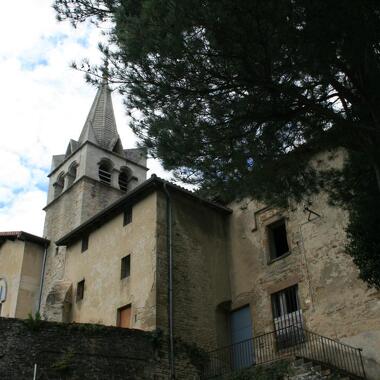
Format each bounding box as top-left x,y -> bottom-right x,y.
118,305 -> 131,328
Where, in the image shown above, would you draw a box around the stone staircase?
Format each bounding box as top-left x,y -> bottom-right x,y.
290,358 -> 364,380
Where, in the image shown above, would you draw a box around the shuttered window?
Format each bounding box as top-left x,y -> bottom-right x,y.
117,305 -> 131,328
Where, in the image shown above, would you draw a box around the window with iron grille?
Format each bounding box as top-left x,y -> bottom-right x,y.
121,255 -> 131,279
123,207 -> 132,226
81,235 -> 89,252
267,219 -> 289,261
271,285 -> 304,349
77,279 -> 85,301
272,285 -> 300,317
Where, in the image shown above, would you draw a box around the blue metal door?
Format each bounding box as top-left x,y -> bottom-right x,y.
230,306 -> 255,369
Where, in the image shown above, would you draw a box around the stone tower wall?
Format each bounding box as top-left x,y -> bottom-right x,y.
41,177 -> 124,320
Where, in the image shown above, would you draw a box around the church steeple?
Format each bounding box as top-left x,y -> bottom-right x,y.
78,82 -> 124,154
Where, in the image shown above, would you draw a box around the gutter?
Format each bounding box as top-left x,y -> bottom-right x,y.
37,240 -> 49,314
163,183 -> 175,379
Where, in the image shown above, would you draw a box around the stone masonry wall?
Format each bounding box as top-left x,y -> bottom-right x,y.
228,153 -> 380,379
0,317 -> 201,380
155,191 -> 231,352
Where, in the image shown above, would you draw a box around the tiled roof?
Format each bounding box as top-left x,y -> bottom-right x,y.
0,231 -> 49,246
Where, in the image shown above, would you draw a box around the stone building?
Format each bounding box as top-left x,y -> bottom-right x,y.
1,83 -> 380,379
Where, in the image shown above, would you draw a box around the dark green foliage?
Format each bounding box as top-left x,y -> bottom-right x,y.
24,311 -> 43,332
326,153 -> 380,289
50,349 -> 75,374
53,0 -> 380,286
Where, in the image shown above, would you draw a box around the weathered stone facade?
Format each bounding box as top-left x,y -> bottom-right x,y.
155,191 -> 231,351
228,163 -> 380,379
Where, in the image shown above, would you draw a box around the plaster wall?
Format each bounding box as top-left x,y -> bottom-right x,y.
0,240 -> 44,318
0,240 -> 24,317
155,192 -> 231,351
63,192 -> 158,329
228,153 -> 380,379
15,241 -> 44,318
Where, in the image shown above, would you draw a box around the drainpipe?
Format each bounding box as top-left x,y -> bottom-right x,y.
163,183 -> 175,379
37,240 -> 49,314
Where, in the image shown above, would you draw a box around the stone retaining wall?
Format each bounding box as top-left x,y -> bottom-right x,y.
0,317 -> 201,379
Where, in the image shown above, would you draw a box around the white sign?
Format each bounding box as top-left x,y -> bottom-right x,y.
0,278 -> 7,303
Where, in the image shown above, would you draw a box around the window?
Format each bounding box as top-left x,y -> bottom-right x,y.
271,285 -> 303,348
268,219 -> 289,260
67,162 -> 77,187
272,285 -> 300,318
53,172 -> 65,198
98,159 -> 112,185
76,279 -> 85,301
118,168 -> 130,192
117,304 -> 131,328
123,207 -> 132,226
81,235 -> 89,252
121,255 -> 131,279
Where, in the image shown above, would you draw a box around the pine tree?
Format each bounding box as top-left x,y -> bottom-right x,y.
54,0 -> 380,287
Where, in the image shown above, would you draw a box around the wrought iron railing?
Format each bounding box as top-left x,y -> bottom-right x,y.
201,326 -> 366,379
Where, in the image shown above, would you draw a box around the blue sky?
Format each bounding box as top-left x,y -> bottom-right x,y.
0,1 -> 169,236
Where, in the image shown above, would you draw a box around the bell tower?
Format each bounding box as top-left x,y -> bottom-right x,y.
41,82 -> 147,320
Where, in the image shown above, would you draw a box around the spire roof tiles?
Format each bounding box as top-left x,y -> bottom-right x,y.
78,82 -> 123,153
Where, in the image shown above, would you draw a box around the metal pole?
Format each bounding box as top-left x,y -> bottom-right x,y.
359,348 -> 367,379
33,364 -> 37,380
163,183 -> 175,379
37,242 -> 49,313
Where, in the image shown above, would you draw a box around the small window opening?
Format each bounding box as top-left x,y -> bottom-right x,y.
54,172 -> 65,198
76,279 -> 85,301
123,207 -> 132,226
67,162 -> 77,187
81,235 -> 89,252
117,304 -> 131,328
118,170 -> 129,192
98,160 -> 112,185
121,255 -> 131,279
268,219 -> 289,260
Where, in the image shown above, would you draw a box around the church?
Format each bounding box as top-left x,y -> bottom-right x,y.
1,82 -> 380,379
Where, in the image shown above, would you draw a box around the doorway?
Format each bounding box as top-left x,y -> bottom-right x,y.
230,305 -> 255,369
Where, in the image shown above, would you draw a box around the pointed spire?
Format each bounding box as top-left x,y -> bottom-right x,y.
78,81 -> 123,153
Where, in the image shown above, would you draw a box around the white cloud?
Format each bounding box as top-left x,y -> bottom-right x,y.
0,0 -> 173,236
